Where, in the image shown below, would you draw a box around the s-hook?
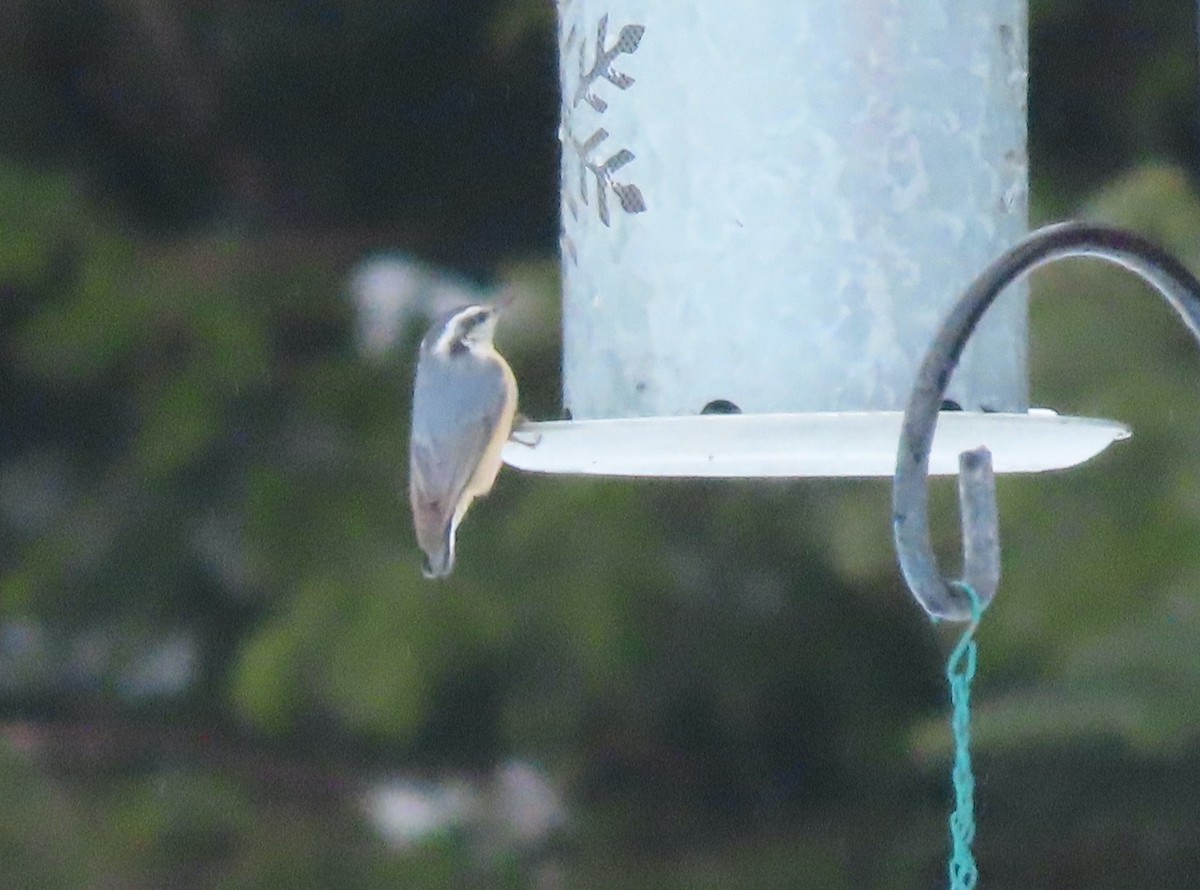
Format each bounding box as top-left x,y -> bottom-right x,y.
893,221 -> 1200,621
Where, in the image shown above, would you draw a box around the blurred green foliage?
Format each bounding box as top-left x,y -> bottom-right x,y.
0,1 -> 1198,888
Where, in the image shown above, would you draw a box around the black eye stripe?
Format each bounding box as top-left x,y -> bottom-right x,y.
437,307 -> 493,352
460,310 -> 490,331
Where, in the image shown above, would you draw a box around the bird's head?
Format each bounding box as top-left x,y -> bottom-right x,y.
425,301 -> 507,358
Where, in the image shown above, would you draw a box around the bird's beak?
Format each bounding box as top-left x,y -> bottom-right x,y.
492,286 -> 516,314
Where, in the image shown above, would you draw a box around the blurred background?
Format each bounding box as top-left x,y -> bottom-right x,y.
0,1 -> 1199,887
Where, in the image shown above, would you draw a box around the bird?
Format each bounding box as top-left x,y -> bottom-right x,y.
409,301 -> 518,578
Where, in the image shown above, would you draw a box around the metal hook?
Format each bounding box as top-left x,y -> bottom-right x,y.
893,221 -> 1200,621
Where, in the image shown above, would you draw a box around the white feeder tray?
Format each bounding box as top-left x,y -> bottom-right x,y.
502,409 -> 1129,478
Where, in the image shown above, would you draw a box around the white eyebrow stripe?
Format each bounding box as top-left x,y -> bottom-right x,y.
433,324 -> 460,354
433,307 -> 486,353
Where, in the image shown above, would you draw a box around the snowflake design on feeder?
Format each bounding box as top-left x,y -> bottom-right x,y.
571,14 -> 644,112
560,12 -> 646,255
567,128 -> 644,228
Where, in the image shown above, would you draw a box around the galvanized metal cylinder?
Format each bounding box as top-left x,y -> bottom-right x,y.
557,1 -> 1029,419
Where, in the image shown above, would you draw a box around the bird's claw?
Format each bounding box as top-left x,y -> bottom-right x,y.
510,414 -> 541,448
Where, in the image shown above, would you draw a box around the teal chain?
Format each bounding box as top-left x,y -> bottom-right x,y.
945,582 -> 986,889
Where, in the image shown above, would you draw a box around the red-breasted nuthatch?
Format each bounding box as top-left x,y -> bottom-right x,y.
409,301 -> 518,578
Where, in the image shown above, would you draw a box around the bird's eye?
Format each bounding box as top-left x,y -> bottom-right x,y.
448,308 -> 492,347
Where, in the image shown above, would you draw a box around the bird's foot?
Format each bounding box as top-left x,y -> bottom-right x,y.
510,414 -> 541,448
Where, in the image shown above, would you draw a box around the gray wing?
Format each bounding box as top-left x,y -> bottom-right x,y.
408,356 -> 508,539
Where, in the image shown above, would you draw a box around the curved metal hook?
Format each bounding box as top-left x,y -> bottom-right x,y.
893,221 -> 1200,621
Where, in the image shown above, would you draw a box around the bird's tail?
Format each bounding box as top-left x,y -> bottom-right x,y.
420,522 -> 457,579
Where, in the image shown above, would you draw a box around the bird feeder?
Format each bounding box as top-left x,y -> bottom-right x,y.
502,1 -> 1128,479
491,7 -> 1200,878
